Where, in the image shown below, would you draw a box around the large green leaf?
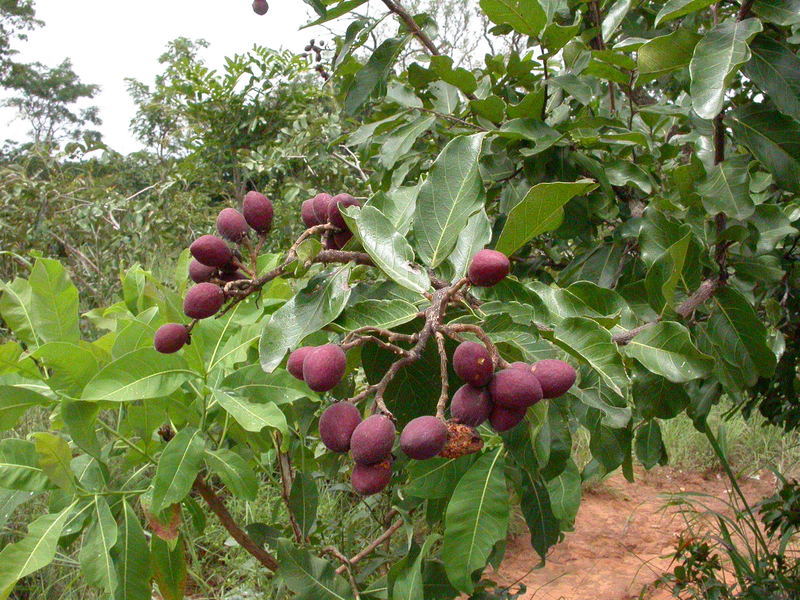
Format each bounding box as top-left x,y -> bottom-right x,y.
753,0 -> 800,25
30,342 -> 99,398
150,535 -> 186,600
205,449 -> 258,501
379,115 -> 435,169
632,371 -> 690,419
689,18 -> 763,119
0,277 -> 37,348
545,459 -> 581,526
495,180 -> 598,256
554,317 -> 629,396
745,34 -> 800,121
150,427 -> 205,514
0,386 -> 49,431
655,0 -> 715,26
288,471 -> 318,538
277,538 -> 353,600
0,503 -> 74,597
405,456 -> 475,500
0,439 -> 52,491
442,449 -> 509,593
32,432 -> 74,492
79,496 -> 118,594
729,103 -> 800,193
624,322 -> 714,383
81,348 -> 194,402
28,258 -> 80,344
637,28 -> 702,83
334,298 -> 420,332
479,0 -> 546,36
221,364 -> 310,405
698,154 -> 754,220
444,208 -> 492,281
112,500 -> 151,600
635,420 -> 666,469
345,37 -> 406,115
389,535 -> 439,600
344,205 -> 430,293
644,233 -> 691,315
259,266 -> 352,372
412,134 -> 486,267
213,389 -> 288,434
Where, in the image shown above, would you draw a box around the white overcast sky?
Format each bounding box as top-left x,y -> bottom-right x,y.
2,0 -> 337,153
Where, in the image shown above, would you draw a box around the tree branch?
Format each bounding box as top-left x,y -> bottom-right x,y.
334,515 -> 405,575
274,432 -> 303,543
380,0 -> 439,55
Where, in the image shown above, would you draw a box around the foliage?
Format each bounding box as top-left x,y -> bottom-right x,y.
2,0 -> 800,599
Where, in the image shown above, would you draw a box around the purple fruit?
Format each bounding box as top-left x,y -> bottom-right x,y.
400,416 -> 448,460
530,359 -> 577,399
184,283 -> 225,319
252,0 -> 268,15
350,414 -> 396,465
154,323 -> 188,354
351,459 -> 392,495
489,405 -> 526,432
190,235 -> 233,268
450,384 -> 492,426
287,346 -> 314,381
319,402 -> 362,453
189,260 -> 216,283
302,344 -> 346,392
328,193 -> 360,230
488,368 -> 542,409
453,341 -> 494,387
242,191 -> 273,233
311,193 -> 333,223
301,199 -> 320,228
468,249 -> 510,287
216,208 -> 249,242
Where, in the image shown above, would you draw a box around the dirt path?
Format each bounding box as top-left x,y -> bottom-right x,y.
492,467 -> 777,600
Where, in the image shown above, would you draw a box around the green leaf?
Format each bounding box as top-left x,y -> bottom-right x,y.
221,364 -> 310,405
479,0 -> 545,36
259,266 -> 352,372
568,386 -> 631,428
405,457 -> 474,499
545,459 -> 581,526
61,400 -> 102,459
334,298 -> 420,332
602,0 -> 632,41
729,103 -> 800,193
689,18 -> 763,120
554,317 -> 629,396
32,432 -> 74,492
644,233 -> 692,314
698,154 -> 754,220
0,278 -> 37,348
303,0 -> 368,27
345,37 -> 406,115
655,0 -> 715,26
79,496 -> 118,594
379,115 -> 435,169
751,204 -> 798,253
0,386 -> 49,431
389,534 -> 439,600
112,500 -> 151,600
0,439 -> 52,491
744,35 -> 800,121
0,503 -> 75,597
495,180 -> 598,256
444,209 -> 492,281
753,0 -> 800,25
150,427 -> 205,514
81,348 -> 194,402
632,371 -> 690,419
635,420 -> 666,469
344,205 -> 430,293
469,95 -> 505,123
624,322 -> 714,383
442,449 -> 509,593
150,535 -> 186,600
30,342 -> 99,398
205,449 -> 257,502
430,55 -> 478,94
412,133 -> 486,267
277,538 -> 353,600
213,390 -> 288,435
637,29 -> 702,83
288,472 -> 318,538
28,258 -> 80,344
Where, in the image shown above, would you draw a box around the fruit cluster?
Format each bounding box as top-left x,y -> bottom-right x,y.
301,192 -> 361,250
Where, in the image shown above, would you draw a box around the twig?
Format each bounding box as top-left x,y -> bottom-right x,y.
440,323 -> 509,369
324,547 -> 361,599
274,432 -> 303,543
435,331 -> 449,419
380,0 -> 439,55
409,106 -> 488,131
334,516 -> 405,575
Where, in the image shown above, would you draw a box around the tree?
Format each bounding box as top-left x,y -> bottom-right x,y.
0,0 -> 40,81
2,0 -> 800,598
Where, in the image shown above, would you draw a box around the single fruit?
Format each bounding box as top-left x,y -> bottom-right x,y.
328,193 -> 360,230
311,192 -> 333,223
287,346 -> 315,380
154,323 -> 188,354
319,402 -> 362,452
301,198 -> 320,228
351,459 -> 392,495
450,384 -> 492,426
350,414 -> 396,465
400,416 -> 448,460
252,0 -> 268,15
489,405 -> 527,432
302,344 -> 346,392
190,235 -> 233,268
189,259 -> 216,283
242,191 -> 273,232
184,282 -> 225,319
530,359 -> 577,399
216,208 -> 249,242
468,249 -> 510,287
453,341 -> 493,387
488,367 -> 542,409
509,361 -> 528,371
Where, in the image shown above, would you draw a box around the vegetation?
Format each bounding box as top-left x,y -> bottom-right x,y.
2,0 -> 800,599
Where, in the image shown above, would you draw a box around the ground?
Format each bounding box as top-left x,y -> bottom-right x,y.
492,467 -> 777,600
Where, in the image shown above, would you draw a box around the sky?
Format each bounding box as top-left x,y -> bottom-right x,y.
2,0 -> 333,153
